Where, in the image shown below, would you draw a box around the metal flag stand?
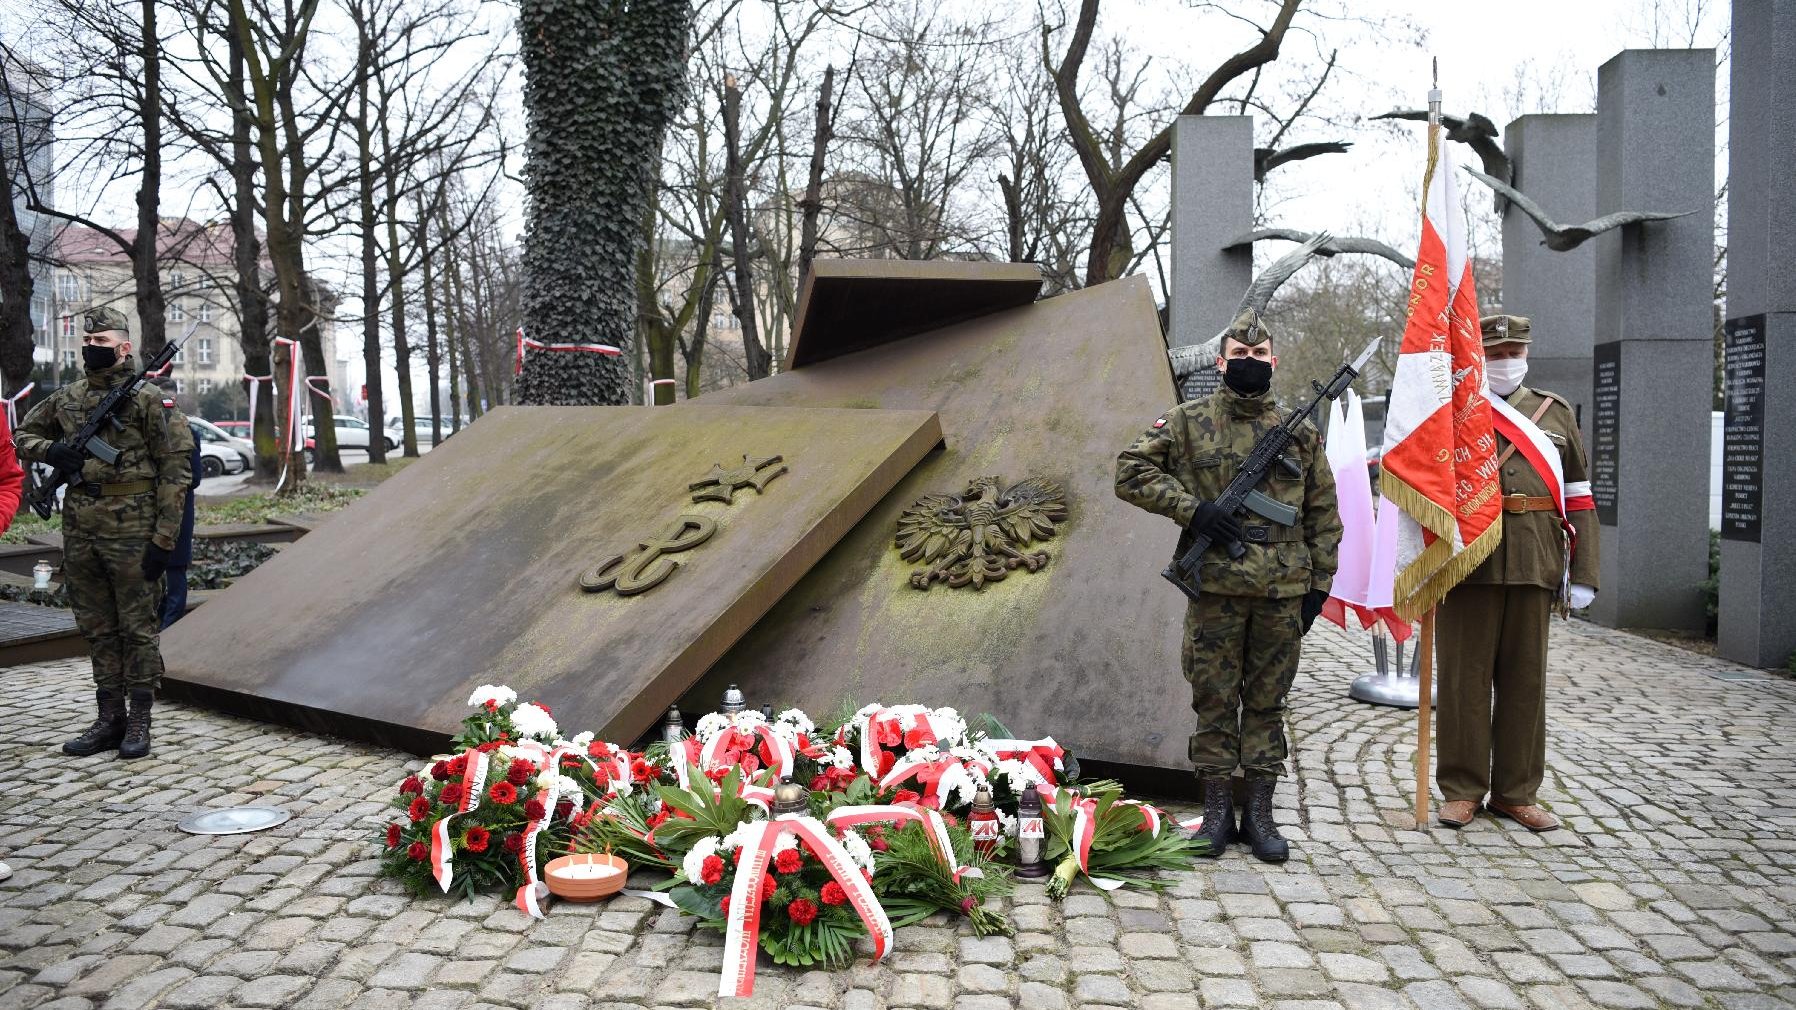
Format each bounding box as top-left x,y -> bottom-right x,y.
1348,625 -> 1436,708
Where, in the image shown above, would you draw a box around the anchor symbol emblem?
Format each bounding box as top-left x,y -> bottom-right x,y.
579,515 -> 718,596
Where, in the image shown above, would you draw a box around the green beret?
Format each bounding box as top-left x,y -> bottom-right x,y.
1480,313 -> 1530,345
83,306 -> 130,336
1222,310 -> 1272,347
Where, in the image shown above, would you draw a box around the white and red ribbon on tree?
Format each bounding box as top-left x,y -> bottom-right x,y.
719,814 -> 892,998
430,749 -> 490,892
515,325 -> 622,375
3,382 -> 34,429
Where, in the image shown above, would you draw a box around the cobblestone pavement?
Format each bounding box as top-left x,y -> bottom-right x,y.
2,619 -> 1793,1010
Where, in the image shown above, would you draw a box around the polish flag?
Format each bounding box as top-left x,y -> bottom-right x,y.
1323,390 -> 1414,642
1373,125 -> 1503,619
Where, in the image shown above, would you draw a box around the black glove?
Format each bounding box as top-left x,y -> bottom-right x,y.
46,443 -> 84,472
141,543 -> 171,583
1187,500 -> 1243,544
1300,588 -> 1329,633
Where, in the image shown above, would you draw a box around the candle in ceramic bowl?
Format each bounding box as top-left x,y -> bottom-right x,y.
552,862 -> 622,881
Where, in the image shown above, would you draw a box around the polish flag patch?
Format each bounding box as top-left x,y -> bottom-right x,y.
161,398 -> 177,408
1152,417 -> 1167,429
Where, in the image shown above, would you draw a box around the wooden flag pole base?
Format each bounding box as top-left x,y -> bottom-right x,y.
1414,607 -> 1436,827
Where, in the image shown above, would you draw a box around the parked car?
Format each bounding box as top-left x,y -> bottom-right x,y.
386,416 -> 458,446
303,415 -> 398,453
212,419 -> 251,438
189,418 -> 254,478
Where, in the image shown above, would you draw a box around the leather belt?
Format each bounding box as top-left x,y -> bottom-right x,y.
1239,525 -> 1305,544
1501,494 -> 1557,514
73,479 -> 155,497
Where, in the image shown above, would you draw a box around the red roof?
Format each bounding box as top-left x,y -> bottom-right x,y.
51,218 -> 262,269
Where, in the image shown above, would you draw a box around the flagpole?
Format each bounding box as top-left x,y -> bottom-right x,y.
1414,607 -> 1435,826
1414,59 -> 1443,830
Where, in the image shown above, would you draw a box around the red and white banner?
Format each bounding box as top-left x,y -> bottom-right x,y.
1323,391 -> 1415,641
429,749 -> 489,892
1374,125 -> 1503,618
981,739 -> 1065,785
515,325 -> 622,375
718,815 -> 892,998
825,803 -> 980,882
1488,394 -> 1579,593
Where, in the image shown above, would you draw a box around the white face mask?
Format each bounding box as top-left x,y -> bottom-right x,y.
1486,358 -> 1528,396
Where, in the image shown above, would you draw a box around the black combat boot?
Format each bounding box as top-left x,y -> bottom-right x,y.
63,689 -> 126,756
1241,777 -> 1289,863
1191,776 -> 1235,857
118,688 -> 154,760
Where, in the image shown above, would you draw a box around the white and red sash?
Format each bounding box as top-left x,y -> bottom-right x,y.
429,749 -> 490,893
1488,392 -> 1587,595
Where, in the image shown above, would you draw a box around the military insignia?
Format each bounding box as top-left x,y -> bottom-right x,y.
161,398 -> 176,408
689,454 -> 788,504
895,475 -> 1067,591
1152,417 -> 1167,429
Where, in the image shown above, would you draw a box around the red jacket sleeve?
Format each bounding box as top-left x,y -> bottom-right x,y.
0,411 -> 23,532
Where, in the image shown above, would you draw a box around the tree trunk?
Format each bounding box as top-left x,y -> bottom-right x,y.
227,26 -> 276,484
419,195 -> 442,447
354,25 -> 386,465
378,98 -> 416,455
723,79 -> 771,380
797,66 -> 834,292
514,0 -> 690,405
0,139 -> 35,395
132,0 -> 167,361
297,276 -> 341,472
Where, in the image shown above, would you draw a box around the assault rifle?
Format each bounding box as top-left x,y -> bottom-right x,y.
1162,337 -> 1380,604
27,333 -> 188,520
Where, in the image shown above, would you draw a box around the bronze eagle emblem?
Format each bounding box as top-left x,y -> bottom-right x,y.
895,475 -> 1068,591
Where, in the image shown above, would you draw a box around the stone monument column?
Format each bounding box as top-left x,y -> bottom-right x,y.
1587,49 -> 1714,632
1719,1 -> 1796,668
1169,116 -> 1253,398
1502,114 -> 1598,443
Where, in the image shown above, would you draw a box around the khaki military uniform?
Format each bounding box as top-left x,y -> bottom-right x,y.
16,356 -> 193,692
1115,386 -> 1342,779
1437,385 -> 1599,807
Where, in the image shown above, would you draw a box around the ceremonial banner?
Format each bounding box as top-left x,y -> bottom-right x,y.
1376,130 -> 1503,618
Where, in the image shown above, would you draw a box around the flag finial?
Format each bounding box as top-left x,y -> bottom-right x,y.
1427,57 -> 1442,127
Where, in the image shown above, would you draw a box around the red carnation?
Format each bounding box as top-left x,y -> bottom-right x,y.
740,753 -> 762,776
903,727 -> 932,750
385,824 -> 402,848
407,796 -> 431,822
448,755 -> 468,776
488,781 -> 518,805
464,826 -> 490,853
408,841 -> 427,861
876,720 -> 902,746
870,835 -> 889,852
762,873 -> 778,901
445,783 -> 470,808
893,789 -> 921,805
399,775 -> 423,795
502,832 -> 523,854
588,740 -> 609,759
646,809 -> 670,829
809,775 -> 829,791
507,759 -> 533,785
524,799 -> 546,821
877,751 -> 896,777
594,762 -> 612,784
706,767 -> 729,784
554,800 -> 573,820
719,895 -> 731,916
774,849 -> 803,874
484,698 -> 498,712
430,761 -> 450,781
757,740 -> 775,767
820,881 -> 847,906
476,740 -> 503,753
700,854 -> 725,885
787,898 -> 818,925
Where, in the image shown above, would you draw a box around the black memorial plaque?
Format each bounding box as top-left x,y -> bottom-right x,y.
1592,341 -> 1621,526
1721,315 -> 1766,542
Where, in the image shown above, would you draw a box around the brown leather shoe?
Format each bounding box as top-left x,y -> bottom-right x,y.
1438,799 -> 1479,828
1487,800 -> 1560,832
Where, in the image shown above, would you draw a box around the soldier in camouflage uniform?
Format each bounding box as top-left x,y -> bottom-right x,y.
16,307 -> 194,760
1115,313 -> 1342,862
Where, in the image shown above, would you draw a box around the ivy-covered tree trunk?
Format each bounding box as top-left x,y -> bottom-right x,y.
515,0 -> 691,406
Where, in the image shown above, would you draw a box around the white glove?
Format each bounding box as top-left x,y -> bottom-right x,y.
1567,584 -> 1596,610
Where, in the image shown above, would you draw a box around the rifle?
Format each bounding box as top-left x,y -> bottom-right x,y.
1161,337 -> 1380,604
27,333 -> 188,520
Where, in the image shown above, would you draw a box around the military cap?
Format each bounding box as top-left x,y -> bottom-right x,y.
1479,313 -> 1531,346
83,306 -> 130,336
1222,309 -> 1273,347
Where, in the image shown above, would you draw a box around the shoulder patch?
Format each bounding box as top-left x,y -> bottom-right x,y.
1152,416 -> 1167,429
162,398 -> 177,408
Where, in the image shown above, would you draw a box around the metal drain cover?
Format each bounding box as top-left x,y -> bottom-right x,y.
177,806 -> 291,835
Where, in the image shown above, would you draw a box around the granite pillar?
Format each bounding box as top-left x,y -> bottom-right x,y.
1502,114 -> 1598,443
1587,49 -> 1715,633
1719,0 -> 1796,669
1169,115 -> 1253,399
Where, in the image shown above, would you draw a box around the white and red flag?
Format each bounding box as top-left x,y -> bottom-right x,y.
1322,390 -> 1416,641
1374,124 -> 1503,618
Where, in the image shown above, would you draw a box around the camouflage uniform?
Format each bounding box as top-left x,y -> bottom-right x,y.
16,352 -> 193,693
1115,383 -> 1342,780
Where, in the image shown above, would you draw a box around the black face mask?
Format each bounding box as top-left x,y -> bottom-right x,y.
82,344 -> 119,371
1222,356 -> 1273,396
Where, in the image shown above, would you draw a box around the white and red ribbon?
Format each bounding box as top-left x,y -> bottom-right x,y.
3,382 -> 34,429
825,804 -> 981,883
242,373 -> 271,435
982,738 -> 1065,785
719,815 -> 891,998
430,749 -> 490,892
702,724 -> 795,782
515,325 -> 622,375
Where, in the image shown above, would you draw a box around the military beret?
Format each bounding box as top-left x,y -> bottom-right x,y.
83,306 -> 130,336
1222,309 -> 1273,347
1479,313 -> 1531,345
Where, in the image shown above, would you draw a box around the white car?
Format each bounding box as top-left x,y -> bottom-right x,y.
189,418 -> 254,478
304,415 -> 398,453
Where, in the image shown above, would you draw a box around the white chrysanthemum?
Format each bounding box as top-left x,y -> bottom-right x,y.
930,710 -> 968,745
721,819 -> 766,853
555,775 -> 582,799
694,713 -> 729,741
773,833 -> 799,854
830,747 -> 855,771
852,702 -> 884,722
466,684 -> 517,709
937,762 -> 987,811
997,808 -> 1016,837
775,708 -> 815,735
906,743 -> 944,765
510,702 -> 557,742
992,758 -> 1047,791
568,731 -> 594,750
735,710 -> 767,731
681,835 -> 720,883
840,829 -> 875,875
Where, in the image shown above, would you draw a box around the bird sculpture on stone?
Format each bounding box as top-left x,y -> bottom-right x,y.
1464,167 -> 1696,251
1223,228 -> 1415,271
1253,142 -> 1353,183
1166,231 -> 1330,401
1372,109 -> 1511,213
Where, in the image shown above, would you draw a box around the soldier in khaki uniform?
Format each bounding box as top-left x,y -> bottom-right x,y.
1436,314 -> 1600,832
1115,314 -> 1342,862
16,307 -> 194,760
